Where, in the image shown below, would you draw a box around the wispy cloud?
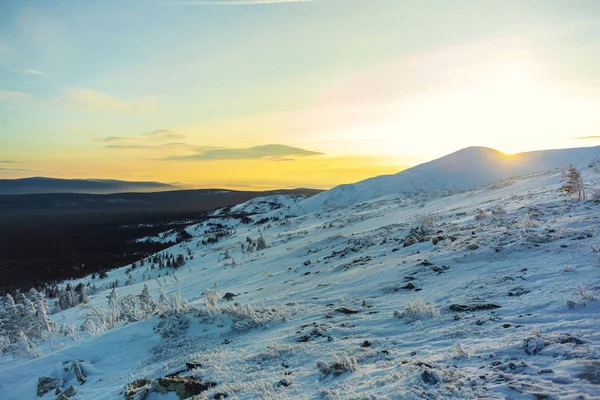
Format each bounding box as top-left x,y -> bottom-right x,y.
22,69 -> 48,77
0,160 -> 21,164
176,0 -> 318,5
0,90 -> 33,102
169,144 -> 323,161
0,167 -> 34,172
106,142 -> 195,150
93,129 -> 187,146
93,136 -> 130,143
56,88 -> 157,112
141,129 -> 186,141
572,135 -> 600,140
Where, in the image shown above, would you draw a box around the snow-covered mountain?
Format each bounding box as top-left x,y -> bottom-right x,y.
2,145 -> 600,399
212,195 -> 306,216
292,145 -> 600,214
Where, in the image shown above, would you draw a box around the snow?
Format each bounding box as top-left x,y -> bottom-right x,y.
210,195 -> 304,216
291,145 -> 600,214
2,146 -> 600,399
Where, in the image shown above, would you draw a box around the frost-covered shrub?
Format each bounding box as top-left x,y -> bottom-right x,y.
520,214 -> 539,228
12,331 -> 42,358
224,303 -> 289,332
58,323 -> 80,341
316,355 -> 358,376
577,285 -> 596,302
491,206 -> 506,215
393,297 -> 439,321
204,288 -> 220,312
0,335 -> 10,353
413,213 -> 437,230
153,312 -> 190,338
452,342 -> 469,359
474,208 -> 487,220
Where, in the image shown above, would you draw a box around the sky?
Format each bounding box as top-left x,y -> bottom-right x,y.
1,0 -> 600,190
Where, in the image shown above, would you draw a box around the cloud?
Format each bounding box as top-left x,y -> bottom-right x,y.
572,135 -> 600,140
0,160 -> 21,164
93,136 -> 130,143
93,129 -> 187,147
141,129 -> 186,141
22,69 -> 47,77
0,168 -> 34,172
176,0 -> 317,4
169,144 -> 323,161
105,144 -> 153,149
57,88 -> 157,112
0,90 -> 33,102
105,142 -> 196,150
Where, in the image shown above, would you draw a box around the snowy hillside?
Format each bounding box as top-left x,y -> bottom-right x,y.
2,148 -> 600,399
212,195 -> 305,216
292,145 -> 600,214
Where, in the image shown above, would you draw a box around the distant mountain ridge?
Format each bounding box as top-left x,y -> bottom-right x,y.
0,177 -> 177,195
292,145 -> 600,214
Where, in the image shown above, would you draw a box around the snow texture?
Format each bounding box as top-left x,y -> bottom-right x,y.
2,145 -> 600,399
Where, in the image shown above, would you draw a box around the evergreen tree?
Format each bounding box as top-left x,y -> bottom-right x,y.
35,299 -> 54,336
21,298 -> 38,337
79,286 -> 89,304
560,164 -> 586,200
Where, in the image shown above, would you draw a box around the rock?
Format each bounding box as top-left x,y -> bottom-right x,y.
466,243 -> 479,250
401,283 -> 416,290
185,362 -> 202,370
125,379 -> 152,400
222,292 -> 236,301
37,377 -> 63,397
154,376 -> 216,398
56,385 -> 77,399
449,304 -> 501,312
431,265 -> 449,274
421,370 -> 439,385
278,378 -> 292,387
335,307 -> 361,315
62,359 -> 87,384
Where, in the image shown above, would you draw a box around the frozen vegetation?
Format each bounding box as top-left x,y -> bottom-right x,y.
2,146 -> 600,399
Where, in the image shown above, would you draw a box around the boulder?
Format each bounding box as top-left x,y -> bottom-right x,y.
153,376 -> 216,398
56,385 -> 77,400
37,376 -> 62,397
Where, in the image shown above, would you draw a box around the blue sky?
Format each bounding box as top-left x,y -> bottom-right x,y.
1,0 -> 600,188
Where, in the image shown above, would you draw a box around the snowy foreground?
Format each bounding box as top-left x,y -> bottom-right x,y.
3,154 -> 600,399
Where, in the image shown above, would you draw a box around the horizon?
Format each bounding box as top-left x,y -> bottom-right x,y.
2,0 -> 600,190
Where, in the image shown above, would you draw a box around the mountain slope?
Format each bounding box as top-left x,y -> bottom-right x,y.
2,164 -> 600,399
292,145 -> 600,214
